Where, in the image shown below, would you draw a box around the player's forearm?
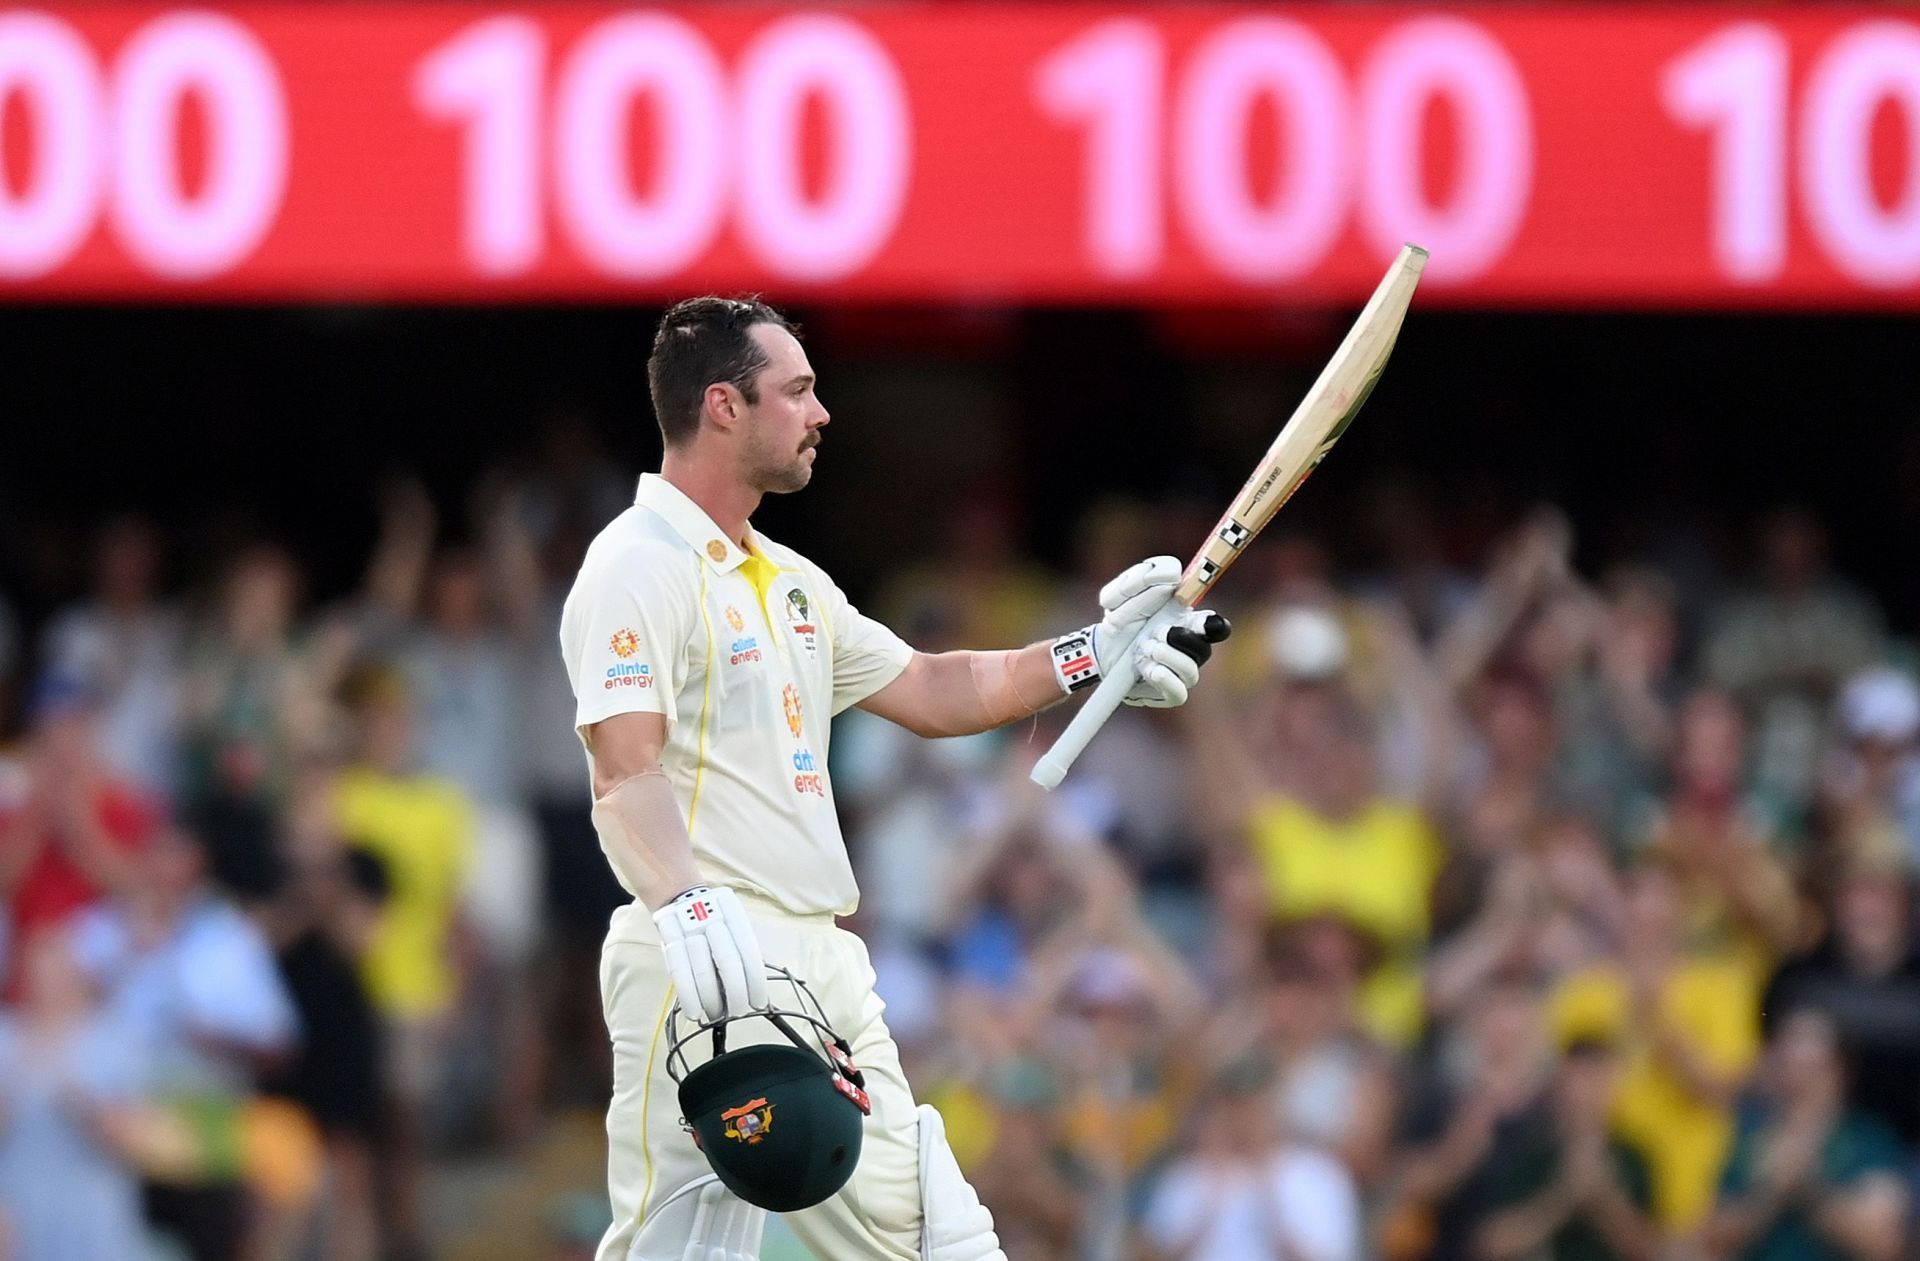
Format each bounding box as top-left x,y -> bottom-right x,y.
590,770 -> 703,910
867,645 -> 1066,738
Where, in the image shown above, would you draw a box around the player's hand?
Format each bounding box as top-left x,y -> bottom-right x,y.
1052,557 -> 1231,705
1126,608 -> 1232,707
653,885 -> 769,1025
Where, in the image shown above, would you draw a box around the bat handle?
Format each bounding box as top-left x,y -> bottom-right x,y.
1030,596 -> 1182,790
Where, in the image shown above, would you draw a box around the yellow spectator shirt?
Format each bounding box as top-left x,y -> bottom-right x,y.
334,768 -> 473,1019
1247,796 -> 1440,1048
1550,957 -> 1760,1229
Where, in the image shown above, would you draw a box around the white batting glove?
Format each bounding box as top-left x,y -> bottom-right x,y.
653,885 -> 770,1025
1050,557 -> 1232,708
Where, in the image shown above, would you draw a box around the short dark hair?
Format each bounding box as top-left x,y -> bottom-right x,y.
647,296 -> 796,447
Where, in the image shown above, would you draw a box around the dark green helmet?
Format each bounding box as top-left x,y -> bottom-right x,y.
667,968 -> 872,1213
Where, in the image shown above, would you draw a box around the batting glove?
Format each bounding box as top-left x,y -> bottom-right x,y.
653,885 -> 770,1025
1051,556 -> 1232,707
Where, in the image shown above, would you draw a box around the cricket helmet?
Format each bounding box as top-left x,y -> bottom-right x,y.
666,967 -> 872,1213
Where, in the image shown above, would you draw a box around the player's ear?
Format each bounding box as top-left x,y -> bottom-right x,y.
703,382 -> 745,433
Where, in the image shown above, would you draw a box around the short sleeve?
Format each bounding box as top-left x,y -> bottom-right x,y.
815,570 -> 913,715
561,542 -> 696,736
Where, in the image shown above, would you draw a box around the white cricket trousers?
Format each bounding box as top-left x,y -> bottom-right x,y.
597,896 -> 925,1261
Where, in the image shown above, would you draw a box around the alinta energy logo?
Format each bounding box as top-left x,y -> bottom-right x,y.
604,627 -> 652,690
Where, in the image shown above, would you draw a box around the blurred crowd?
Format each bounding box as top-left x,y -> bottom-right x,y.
1,427 -> 1918,1261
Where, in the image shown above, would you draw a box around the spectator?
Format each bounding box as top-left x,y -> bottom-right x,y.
1819,667 -> 1920,874
1189,676 -> 1442,1049
179,545 -> 334,812
1385,977 -> 1555,1261
332,665 -> 473,1261
0,925 -> 155,1261
963,1062 -> 1086,1261
1429,812 -> 1627,1020
1763,859 -> 1920,1145
1436,670 -> 1559,942
69,820 -> 301,1261
1704,1007 -> 1908,1261
1142,1064 -> 1362,1261
1474,1038 -> 1660,1261
881,485 -> 1055,653
1207,931 -> 1395,1189
1352,479 -> 1477,645
1632,689 -> 1803,976
40,515 -> 184,797
0,675 -> 155,994
1550,865 -> 1760,1232
1705,507 -> 1885,823
408,540 -> 544,1140
259,761 -> 385,1261
1553,567 -> 1682,833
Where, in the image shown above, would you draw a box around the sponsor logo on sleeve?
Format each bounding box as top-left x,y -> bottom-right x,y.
604,626 -> 655,690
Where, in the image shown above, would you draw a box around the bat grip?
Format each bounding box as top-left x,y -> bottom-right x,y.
1030,596 -> 1182,790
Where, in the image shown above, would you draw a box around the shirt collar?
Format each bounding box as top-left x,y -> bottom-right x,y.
635,473 -> 748,574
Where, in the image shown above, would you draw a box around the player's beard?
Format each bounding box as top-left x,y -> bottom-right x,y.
745,422 -> 816,494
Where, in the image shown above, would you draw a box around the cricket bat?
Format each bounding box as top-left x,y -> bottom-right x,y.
1031,243 -> 1429,790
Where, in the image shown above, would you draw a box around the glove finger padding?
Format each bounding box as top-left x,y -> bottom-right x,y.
711,888 -> 770,1012
1139,636 -> 1201,689
654,885 -> 770,1025
1122,609 -> 1229,708
1129,650 -> 1191,708
1097,556 -> 1181,618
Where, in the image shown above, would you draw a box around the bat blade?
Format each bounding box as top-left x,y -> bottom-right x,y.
1173,243 -> 1427,606
1031,244 -> 1427,791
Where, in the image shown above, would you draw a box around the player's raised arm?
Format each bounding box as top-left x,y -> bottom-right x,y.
856,556 -> 1231,738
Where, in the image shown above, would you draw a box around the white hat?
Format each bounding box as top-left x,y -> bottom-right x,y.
1267,605 -> 1348,679
1839,668 -> 1920,744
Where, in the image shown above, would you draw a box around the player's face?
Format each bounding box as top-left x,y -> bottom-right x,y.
740,323 -> 829,494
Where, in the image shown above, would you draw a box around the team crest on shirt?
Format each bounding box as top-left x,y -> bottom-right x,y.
782,684 -> 804,738
784,588 -> 818,655
724,605 -> 746,633
722,1098 -> 774,1144
609,628 -> 641,659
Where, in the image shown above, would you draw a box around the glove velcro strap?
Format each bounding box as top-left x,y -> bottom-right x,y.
1050,628 -> 1100,694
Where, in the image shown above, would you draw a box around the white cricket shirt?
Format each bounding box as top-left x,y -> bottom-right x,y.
560,474 -> 914,917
